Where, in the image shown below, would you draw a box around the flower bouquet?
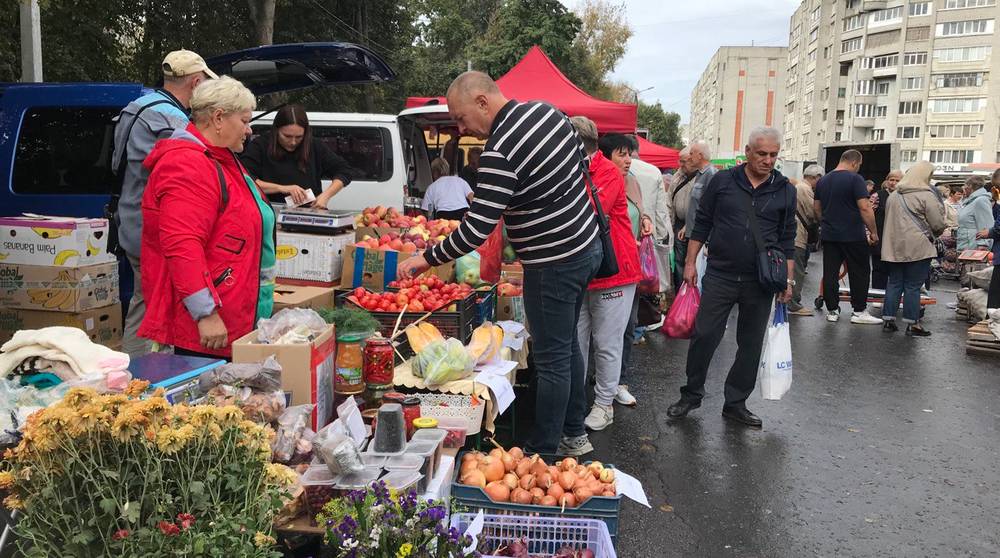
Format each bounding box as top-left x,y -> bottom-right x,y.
318,481 -> 477,558
0,381 -> 296,557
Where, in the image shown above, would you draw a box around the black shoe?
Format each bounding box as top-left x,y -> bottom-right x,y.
667,398 -> 701,418
882,320 -> 898,332
722,406 -> 763,428
906,325 -> 931,337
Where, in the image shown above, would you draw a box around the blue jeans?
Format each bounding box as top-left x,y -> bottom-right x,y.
882,259 -> 930,324
523,239 -> 602,454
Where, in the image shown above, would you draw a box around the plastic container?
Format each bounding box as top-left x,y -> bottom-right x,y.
405,440 -> 438,482
421,454 -> 455,505
381,470 -> 424,497
300,465 -> 339,517
449,514 -> 616,558
360,453 -> 387,469
412,417 -> 439,430
411,427 -> 447,469
384,452 -> 425,492
434,416 -> 469,448
371,403 -> 406,456
333,465 -> 382,492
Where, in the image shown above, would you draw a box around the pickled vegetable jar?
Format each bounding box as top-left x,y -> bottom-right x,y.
363,338 -> 395,385
402,397 -> 421,439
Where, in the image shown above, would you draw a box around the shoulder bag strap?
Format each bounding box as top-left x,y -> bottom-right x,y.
113,99 -> 173,194
580,159 -> 611,234
896,192 -> 935,244
744,188 -> 766,253
671,173 -> 696,206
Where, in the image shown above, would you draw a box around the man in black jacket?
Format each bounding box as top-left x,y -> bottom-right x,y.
667,127 -> 796,428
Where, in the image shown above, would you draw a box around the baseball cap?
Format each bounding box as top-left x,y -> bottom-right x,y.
162,49 -> 219,79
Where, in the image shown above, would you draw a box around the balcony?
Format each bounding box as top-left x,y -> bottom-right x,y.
861,0 -> 887,11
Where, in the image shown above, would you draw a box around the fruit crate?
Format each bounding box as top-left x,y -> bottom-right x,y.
450,513 -> 616,558
473,284 -> 497,327
451,453 -> 622,546
338,290 -> 477,346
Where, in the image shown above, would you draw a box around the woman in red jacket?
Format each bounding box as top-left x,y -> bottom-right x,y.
568,118 -> 646,433
140,76 -> 276,358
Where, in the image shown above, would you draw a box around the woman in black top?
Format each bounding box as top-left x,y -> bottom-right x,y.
240,104 -> 353,207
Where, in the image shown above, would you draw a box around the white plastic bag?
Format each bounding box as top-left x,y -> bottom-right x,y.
759,303 -> 793,401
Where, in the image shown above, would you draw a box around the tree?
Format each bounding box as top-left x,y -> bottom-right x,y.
638,101 -> 683,148
573,0 -> 631,77
247,0 -> 277,46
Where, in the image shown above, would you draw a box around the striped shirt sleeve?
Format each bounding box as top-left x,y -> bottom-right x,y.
424,151 -> 516,266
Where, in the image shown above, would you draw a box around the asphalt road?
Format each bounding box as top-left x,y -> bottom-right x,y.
583,272 -> 999,557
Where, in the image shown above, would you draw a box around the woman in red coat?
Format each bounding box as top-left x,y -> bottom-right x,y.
140,76 -> 276,358
568,118 -> 646,433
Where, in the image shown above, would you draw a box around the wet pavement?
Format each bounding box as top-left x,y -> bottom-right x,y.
583,271 -> 999,557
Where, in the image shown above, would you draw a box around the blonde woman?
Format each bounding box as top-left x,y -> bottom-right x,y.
140,76 -> 276,357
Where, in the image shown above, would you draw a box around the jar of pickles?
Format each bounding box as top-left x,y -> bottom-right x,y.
335,332 -> 369,395
401,397 -> 422,439
363,337 -> 395,385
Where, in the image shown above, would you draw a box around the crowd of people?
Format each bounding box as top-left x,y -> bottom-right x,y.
113,51 -> 999,455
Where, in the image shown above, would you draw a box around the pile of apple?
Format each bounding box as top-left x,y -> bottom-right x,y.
351,277 -> 473,313
459,445 -> 617,508
496,282 -> 523,296
354,206 -> 420,228
355,231 -> 424,252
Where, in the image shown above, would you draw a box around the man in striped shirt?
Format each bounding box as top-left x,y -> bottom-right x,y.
398,71 -> 603,455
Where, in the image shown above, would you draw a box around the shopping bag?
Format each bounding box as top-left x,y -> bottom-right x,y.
638,236 -> 661,294
758,303 -> 793,400
476,218 -> 505,284
661,283 -> 700,339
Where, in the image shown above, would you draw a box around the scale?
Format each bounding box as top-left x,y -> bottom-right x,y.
276,206 -> 356,234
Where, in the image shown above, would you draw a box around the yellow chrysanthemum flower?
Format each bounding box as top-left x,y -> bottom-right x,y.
396,543 -> 414,558
124,379 -> 150,398
191,406 -> 217,427
253,531 -> 276,548
2,494 -> 24,511
0,471 -> 15,490
215,405 -> 243,426
206,422 -> 224,441
39,406 -> 76,431
264,463 -> 298,486
75,403 -> 111,431
110,414 -> 145,442
155,428 -> 187,454
64,387 -> 98,408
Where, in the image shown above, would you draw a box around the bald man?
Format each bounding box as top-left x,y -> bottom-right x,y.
397,71 -> 603,456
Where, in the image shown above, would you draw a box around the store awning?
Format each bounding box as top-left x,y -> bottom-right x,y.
636,136 -> 680,170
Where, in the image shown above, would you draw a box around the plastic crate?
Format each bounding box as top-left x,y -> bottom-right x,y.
450,513 -> 616,558
473,284 -> 497,327
451,453 -> 622,545
339,290 -> 477,346
411,393 -> 486,436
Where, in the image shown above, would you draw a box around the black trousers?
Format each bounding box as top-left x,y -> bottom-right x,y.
822,241 -> 871,313
871,244 -> 888,291
679,273 -> 773,408
673,236 -> 689,294
988,264 -> 1000,309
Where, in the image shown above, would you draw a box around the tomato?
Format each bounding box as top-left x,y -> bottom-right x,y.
388,304 -> 399,312
353,287 -> 367,299
378,301 -> 390,311
409,300 -> 425,312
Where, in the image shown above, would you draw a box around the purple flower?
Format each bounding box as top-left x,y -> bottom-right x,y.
348,489 -> 367,505
337,515 -> 358,538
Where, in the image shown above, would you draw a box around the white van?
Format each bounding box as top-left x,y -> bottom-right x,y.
250,104 -> 476,212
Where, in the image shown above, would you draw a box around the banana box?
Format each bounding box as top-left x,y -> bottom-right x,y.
274,231 -> 354,286
0,261 -> 119,312
0,302 -> 123,346
0,215 -> 111,267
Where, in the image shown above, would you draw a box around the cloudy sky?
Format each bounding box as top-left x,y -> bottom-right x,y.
560,0 -> 802,123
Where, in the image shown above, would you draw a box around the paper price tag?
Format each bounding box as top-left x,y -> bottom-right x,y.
462,510 -> 485,553
614,470 -> 651,508
498,320 -> 525,337
474,372 -> 515,414
476,360 -> 517,377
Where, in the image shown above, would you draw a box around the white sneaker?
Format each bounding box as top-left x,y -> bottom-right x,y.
872,302 -> 883,309
615,385 -> 637,406
584,404 -> 614,431
826,309 -> 841,322
557,434 -> 594,456
851,311 -> 882,325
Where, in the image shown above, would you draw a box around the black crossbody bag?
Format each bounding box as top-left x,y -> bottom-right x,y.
580,160 -> 619,279
745,185 -> 789,294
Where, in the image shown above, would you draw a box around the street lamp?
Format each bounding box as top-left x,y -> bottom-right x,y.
624,85 -> 653,104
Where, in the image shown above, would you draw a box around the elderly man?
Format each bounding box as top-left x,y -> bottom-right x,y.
789,164 -> 823,315
667,127 -> 796,429
112,49 -> 217,358
397,71 -> 602,456
667,147 -> 692,290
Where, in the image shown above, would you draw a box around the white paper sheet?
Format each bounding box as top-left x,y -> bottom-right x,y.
462,509 -> 485,553
474,372 -> 515,414
614,469 -> 651,508
476,359 -> 517,377
502,335 -> 525,351
498,320 -> 525,337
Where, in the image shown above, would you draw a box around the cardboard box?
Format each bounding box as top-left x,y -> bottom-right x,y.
0,303 -> 123,346
231,325 -> 336,431
272,283 -> 335,313
275,231 -> 354,286
0,215 -> 111,266
0,260 -> 119,312
495,295 -> 526,323
340,245 -> 454,291
354,226 -> 406,241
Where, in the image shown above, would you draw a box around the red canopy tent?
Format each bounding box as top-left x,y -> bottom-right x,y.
636,136 -> 680,170
405,46 -> 637,133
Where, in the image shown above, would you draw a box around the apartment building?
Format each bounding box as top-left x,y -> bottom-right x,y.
784,0 -> 1000,170
689,46 -> 787,162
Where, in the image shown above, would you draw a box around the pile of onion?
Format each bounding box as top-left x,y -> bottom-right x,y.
458,443 -> 617,508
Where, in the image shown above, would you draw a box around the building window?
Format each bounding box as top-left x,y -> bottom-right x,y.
902,76 -> 924,90
811,6 -> 821,23
906,27 -> 931,41
863,54 -> 899,69
937,19 -> 994,37
927,123 -> 984,138
929,97 -> 985,113
842,37 -> 863,53
899,101 -> 923,114
876,81 -> 891,95
871,6 -> 903,24
933,46 -> 992,62
809,48 -> 818,61
835,132 -> 843,142
871,129 -> 886,141
844,14 -> 865,31
897,126 -> 921,138
903,52 -> 927,65
855,104 -> 876,118
821,88 -> 830,100
824,46 -> 832,58
809,28 -> 818,42
867,30 -> 902,47
856,79 -> 875,95
846,0 -> 859,8
928,150 -> 975,164
875,105 -> 888,118
901,150 -> 918,162
908,2 -> 931,16
837,87 -> 846,98
943,0 -> 996,8
934,72 -> 984,88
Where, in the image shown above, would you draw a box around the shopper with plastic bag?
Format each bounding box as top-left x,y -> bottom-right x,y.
661,283 -> 700,338
758,303 -> 793,400
666,127 -> 797,429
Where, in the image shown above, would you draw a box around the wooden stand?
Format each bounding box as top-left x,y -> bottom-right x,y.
966,321 -> 1000,357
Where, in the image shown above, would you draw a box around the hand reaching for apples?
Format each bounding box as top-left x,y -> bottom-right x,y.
398,254 -> 431,280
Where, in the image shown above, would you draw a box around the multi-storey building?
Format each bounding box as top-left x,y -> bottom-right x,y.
689,46 -> 787,162
784,0 -> 1000,171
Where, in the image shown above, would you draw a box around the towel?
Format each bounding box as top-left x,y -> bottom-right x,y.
0,326 -> 129,380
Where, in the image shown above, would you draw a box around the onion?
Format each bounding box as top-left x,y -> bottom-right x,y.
573,486 -> 594,504
600,468 -> 615,483
460,469 -> 486,489
560,493 -> 577,508
460,460 -> 478,476
580,549 -> 596,558
587,461 -> 604,475
602,486 -> 616,497
484,481 -> 510,502
479,456 -> 506,483
518,473 -> 536,491
501,452 -> 516,472
515,457 -> 532,477
561,457 -> 578,471
508,446 -> 524,461
511,487 -> 532,504
530,487 -> 545,503
530,458 -> 548,477
502,473 -> 518,491
547,483 -> 565,500
574,465 -> 589,479
540,495 -> 558,506
461,451 -> 481,464
559,471 -> 576,491
536,471 -> 552,489
548,465 -> 561,479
